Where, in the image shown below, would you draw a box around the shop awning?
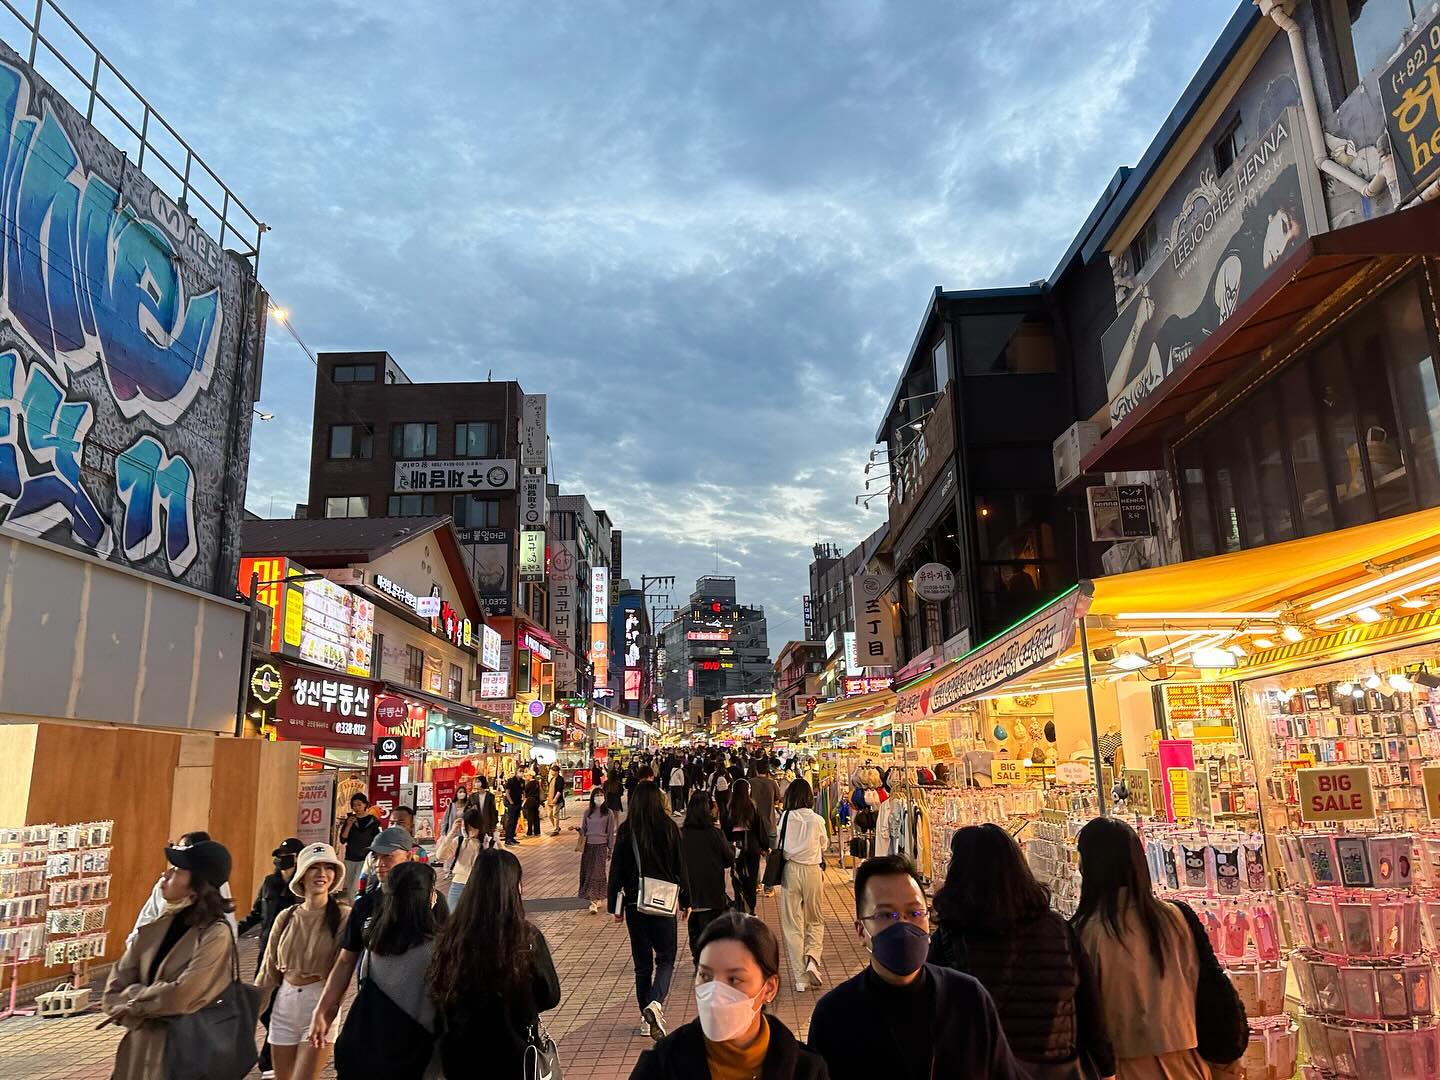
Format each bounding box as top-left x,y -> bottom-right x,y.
476,717 -> 534,743
1083,197 -> 1440,473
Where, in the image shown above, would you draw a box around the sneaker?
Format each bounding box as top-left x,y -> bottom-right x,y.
635,1023 -> 651,1037
805,957 -> 823,986
642,1001 -> 667,1040
793,978 -> 809,993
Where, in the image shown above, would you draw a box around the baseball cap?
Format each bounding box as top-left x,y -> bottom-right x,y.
165,840 -> 232,889
272,837 -> 303,858
370,826 -> 416,855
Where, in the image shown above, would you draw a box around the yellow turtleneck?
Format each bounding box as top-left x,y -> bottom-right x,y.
704,1016 -> 770,1080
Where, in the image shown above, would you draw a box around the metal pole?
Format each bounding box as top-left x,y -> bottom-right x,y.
1078,617 -> 1106,814
233,571 -> 260,738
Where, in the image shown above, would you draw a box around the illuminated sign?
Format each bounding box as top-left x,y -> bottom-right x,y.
687,630 -> 729,641
591,567 -> 609,622
842,675 -> 893,697
238,556 -> 291,651
274,663 -> 378,748
519,529 -> 546,583
479,671 -> 511,699
374,574 -> 419,609
624,668 -> 641,700
250,663 -> 282,704
522,632 -> 553,661
481,625 -> 503,671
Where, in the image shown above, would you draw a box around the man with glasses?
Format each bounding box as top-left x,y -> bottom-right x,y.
808,855 -> 1023,1080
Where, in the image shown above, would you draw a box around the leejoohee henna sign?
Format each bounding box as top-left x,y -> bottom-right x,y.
1297,767 -> 1375,822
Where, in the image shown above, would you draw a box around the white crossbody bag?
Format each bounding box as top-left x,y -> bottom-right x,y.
631,833 -> 679,917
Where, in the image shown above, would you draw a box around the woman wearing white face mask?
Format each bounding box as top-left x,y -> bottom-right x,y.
629,912 -> 830,1080
578,783 -> 617,914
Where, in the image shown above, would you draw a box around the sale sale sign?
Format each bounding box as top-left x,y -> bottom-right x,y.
1297,767 -> 1375,822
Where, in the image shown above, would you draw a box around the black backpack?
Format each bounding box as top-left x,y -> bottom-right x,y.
334,952 -> 434,1080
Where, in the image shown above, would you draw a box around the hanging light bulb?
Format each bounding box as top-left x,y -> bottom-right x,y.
1281,625 -> 1305,643
1337,681 -> 1354,695
1388,673 -> 1414,692
1364,672 -> 1382,690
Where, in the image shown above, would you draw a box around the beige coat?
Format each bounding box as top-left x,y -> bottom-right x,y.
102,912 -> 235,1080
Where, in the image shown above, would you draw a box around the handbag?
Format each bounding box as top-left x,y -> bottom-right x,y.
631,834 -> 679,917
162,925 -> 261,1080
1174,901 -> 1248,1065
761,812 -> 790,889
334,950 -> 435,1080
574,827 -> 586,853
523,1022 -> 563,1080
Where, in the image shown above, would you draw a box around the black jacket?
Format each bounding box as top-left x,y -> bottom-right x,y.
630,1016 -> 828,1080
608,819 -> 690,912
505,775 -> 525,809
236,871 -> 297,970
437,923 -> 561,1079
340,813 -> 380,862
930,911 -> 1115,1077
680,824 -> 734,910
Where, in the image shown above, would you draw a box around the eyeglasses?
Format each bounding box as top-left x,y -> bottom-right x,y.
859,909 -> 928,926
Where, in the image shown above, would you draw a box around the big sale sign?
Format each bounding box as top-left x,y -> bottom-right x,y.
1297,767 -> 1374,822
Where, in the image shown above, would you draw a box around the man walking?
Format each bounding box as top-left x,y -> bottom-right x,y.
504,770 -> 525,845
668,761 -> 687,814
808,855 -> 1023,1080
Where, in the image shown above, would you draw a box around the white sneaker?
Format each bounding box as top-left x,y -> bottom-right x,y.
635,1023 -> 651,1037
642,1001 -> 667,1040
805,957 -> 823,986
793,978 -> 808,992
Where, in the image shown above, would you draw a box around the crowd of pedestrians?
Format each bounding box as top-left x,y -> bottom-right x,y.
99,748 -> 1239,1080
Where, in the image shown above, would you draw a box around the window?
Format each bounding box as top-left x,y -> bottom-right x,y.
1212,112 -> 1243,176
331,364 -> 375,383
373,634 -> 384,678
328,424 -> 372,459
1325,0 -> 1423,97
1127,216 -> 1159,276
455,421 -> 499,458
453,495 -> 501,528
388,494 -> 438,516
960,315 -> 1057,375
391,422 -> 438,459
404,645 -> 424,687
324,495 -> 368,518
448,663 -> 463,700
931,338 -> 950,394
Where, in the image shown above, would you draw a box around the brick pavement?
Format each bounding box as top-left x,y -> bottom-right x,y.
0,822 -> 868,1079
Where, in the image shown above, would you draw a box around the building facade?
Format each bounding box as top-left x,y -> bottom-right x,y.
659,576 -> 773,728
548,491 -> 616,701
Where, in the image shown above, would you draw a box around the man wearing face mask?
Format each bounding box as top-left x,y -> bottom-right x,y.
237,837 -> 303,1079
808,855 -> 1023,1080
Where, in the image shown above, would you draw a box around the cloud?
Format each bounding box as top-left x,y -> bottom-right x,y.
57,0 -> 1237,643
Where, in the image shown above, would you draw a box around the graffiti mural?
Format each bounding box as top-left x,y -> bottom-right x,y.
0,43 -> 261,590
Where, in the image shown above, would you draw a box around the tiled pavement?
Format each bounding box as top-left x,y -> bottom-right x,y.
0,822 -> 869,1079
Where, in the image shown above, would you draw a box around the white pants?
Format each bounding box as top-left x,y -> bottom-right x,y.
780,862 -> 824,980
269,980 -> 331,1046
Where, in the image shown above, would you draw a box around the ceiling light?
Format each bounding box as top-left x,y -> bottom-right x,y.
1352,687 -> 1366,699
1253,637 -> 1275,649
1364,673 -> 1382,690
1388,673 -> 1413,692
1225,644 -> 1246,658
1356,607 -> 1383,623
1281,625 -> 1304,643
1337,681 -> 1354,695
1308,553 -> 1440,612
1111,653 -> 1153,671
1192,646 -> 1239,669
1115,611 -> 1280,621
1400,596 -> 1429,609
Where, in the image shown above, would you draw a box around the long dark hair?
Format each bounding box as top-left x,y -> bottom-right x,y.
783,777 -> 814,812
185,880 -> 234,929
366,861 -> 437,956
683,790 -> 716,829
1072,817 -> 1178,975
584,785 -> 610,822
429,848 -> 532,1007
727,779 -> 757,830
619,781 -> 678,869
934,824 -> 1049,930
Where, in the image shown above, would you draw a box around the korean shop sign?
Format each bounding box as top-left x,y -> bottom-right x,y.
275,663 -> 379,748
393,459 -> 517,493
1381,10 -> 1440,197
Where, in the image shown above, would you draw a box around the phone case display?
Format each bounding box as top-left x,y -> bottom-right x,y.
927,787 -> 1044,886
1188,739 -> 1262,823
40,821 -> 112,968
1025,789 -> 1101,918
0,825 -> 51,964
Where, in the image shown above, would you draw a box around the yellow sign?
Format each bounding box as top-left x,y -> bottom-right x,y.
1167,767 -> 1191,821
1297,766 -> 1375,822
993,759 -> 1024,786
250,663 -> 282,705
283,586 -> 304,648
1421,766 -> 1440,819
1123,768 -> 1153,815
931,741 -> 954,761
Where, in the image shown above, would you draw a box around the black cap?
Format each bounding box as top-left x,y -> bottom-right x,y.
272,837 -> 303,857
165,840 -> 232,889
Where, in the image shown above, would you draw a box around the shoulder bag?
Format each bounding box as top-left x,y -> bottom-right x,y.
1173,901 -> 1248,1065
163,924 -> 262,1080
333,950 -> 435,1080
631,833 -> 679,917
524,1022 -> 564,1080
761,812 -> 790,889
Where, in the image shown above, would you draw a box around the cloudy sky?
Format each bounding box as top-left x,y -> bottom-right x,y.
48,0 -> 1236,643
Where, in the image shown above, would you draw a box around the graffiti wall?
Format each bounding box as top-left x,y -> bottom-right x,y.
0,41 -> 263,595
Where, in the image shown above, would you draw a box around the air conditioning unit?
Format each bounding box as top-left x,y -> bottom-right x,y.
1053,421 -> 1104,491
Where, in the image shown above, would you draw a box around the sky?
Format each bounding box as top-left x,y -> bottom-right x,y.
39,0 -> 1238,646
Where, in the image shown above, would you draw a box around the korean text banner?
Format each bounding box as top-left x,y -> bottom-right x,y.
394,459 -> 517,494
274,663 -> 381,747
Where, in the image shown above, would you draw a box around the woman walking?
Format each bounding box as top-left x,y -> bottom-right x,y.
609,780 -> 691,1042
929,824 -> 1114,1080
579,783 -> 618,914
103,840 -> 238,1080
775,778 -> 828,992
474,776 -> 499,848
523,770 -> 543,837
435,807 -> 486,908
1072,817 -> 1209,1080
547,764 -> 568,836
724,779 -> 767,915
629,912 -> 828,1080
605,767 -> 626,813
430,848 -> 562,1078
710,764 -> 732,825
259,843 -> 351,1080
680,791 -> 734,963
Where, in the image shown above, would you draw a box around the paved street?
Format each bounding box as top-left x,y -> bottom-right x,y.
0,824 -> 867,1079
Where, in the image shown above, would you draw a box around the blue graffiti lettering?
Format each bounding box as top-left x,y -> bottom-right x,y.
0,62 -> 222,422
0,350 -> 111,552
115,434 -> 197,574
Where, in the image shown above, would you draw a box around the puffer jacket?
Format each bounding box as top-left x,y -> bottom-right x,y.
929,909 -> 1115,1079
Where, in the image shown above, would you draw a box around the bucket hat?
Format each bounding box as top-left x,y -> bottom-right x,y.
290,842 -> 348,896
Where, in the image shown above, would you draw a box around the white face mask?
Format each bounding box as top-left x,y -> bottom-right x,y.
694,979 -> 762,1042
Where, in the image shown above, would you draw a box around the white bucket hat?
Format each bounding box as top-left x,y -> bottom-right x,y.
290,842 -> 347,896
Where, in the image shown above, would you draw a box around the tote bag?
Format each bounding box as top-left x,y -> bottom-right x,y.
1174,901 -> 1248,1064
163,927 -> 261,1080
523,1022 -> 564,1080
333,952 -> 435,1080
761,812 -> 790,889
631,834 -> 679,917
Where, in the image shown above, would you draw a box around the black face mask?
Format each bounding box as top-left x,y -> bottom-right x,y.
274,855 -> 296,872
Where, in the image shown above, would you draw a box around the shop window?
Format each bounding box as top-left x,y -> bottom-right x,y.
1279,364 -> 1335,536
391,422 -> 438,459
1176,443 -> 1216,557
324,495 -> 368,519
1203,428 -> 1243,552
448,663 -> 463,700
455,421 -> 499,458
1254,402 -> 1298,544
1342,298 -> 1413,518
331,363 -> 375,384
453,495 -> 501,528
373,634 -> 384,678
1212,112 -> 1243,176
931,338 -> 950,393
1127,215 -> 1159,276
975,492 -> 1056,562
1381,278 -> 1440,504
328,424 -> 372,459
1323,0 -> 1424,98
1315,339 -> 1373,526
960,315 -> 1056,375
405,645 -> 424,687
387,494 -> 438,516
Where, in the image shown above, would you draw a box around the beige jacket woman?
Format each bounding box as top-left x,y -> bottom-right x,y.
102,912 -> 234,1080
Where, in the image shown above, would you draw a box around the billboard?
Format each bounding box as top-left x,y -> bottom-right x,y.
394,459 -> 516,494
458,527 -> 512,615
852,571 -> 896,668
519,529 -> 545,582
548,539 -> 577,692
591,566 -> 609,622
520,395 -> 547,468
519,473 -> 547,529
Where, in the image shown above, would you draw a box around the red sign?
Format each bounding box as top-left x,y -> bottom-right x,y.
432,766 -> 460,839
843,675 -> 894,697
274,663 -> 379,748
370,763 -> 401,825
298,746 -> 324,772
374,696 -> 408,730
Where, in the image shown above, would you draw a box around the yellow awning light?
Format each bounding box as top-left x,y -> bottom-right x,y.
1306,551 -> 1440,612
1112,611 -> 1281,620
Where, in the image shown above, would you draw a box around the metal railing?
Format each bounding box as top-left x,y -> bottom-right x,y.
0,0 -> 266,268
